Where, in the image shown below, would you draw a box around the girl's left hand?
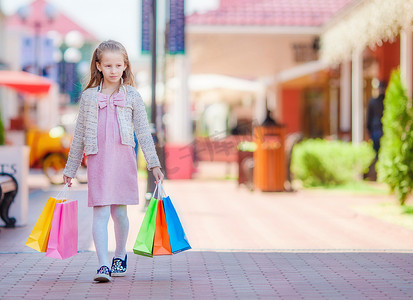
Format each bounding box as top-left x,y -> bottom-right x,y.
152,167 -> 164,183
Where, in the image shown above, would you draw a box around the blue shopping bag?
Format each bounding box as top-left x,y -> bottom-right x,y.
159,183 -> 191,254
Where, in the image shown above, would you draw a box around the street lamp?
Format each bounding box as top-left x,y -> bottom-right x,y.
48,30 -> 84,103
144,0 -> 163,209
62,31 -> 84,103
17,3 -> 57,76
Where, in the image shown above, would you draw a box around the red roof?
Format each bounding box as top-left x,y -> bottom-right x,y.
187,0 -> 356,27
5,0 -> 96,41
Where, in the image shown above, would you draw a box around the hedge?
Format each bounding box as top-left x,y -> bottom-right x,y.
291,139 -> 375,187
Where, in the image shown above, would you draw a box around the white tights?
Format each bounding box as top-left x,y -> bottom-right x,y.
92,205 -> 129,267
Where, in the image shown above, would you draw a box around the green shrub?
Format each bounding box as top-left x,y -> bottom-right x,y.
0,109 -> 4,146
377,70 -> 413,205
237,141 -> 257,152
291,139 -> 375,187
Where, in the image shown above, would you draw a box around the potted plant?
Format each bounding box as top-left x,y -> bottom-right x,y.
377,70 -> 413,205
0,108 -> 5,145
237,141 -> 256,189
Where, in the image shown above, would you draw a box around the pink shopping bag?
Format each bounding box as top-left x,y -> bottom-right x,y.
46,200 -> 78,260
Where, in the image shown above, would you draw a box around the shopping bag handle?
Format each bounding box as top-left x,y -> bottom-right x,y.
55,183 -> 70,200
157,181 -> 167,198
152,183 -> 161,200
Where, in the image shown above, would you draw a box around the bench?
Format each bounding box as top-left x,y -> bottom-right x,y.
0,173 -> 18,228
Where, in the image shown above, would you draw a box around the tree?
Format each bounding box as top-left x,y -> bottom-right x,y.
377,70 -> 413,205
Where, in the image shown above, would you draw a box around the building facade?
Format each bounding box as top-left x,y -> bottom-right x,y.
186,0 -> 354,138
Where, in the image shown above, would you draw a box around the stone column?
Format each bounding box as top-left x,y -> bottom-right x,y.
37,84 -> 59,130
165,55 -> 193,179
168,55 -> 191,144
254,87 -> 267,125
340,61 -> 351,136
400,26 -> 412,96
351,50 -> 363,144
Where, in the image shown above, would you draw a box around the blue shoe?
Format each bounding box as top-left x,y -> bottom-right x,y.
111,254 -> 127,277
93,265 -> 112,282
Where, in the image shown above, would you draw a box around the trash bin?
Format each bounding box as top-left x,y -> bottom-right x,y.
253,125 -> 286,192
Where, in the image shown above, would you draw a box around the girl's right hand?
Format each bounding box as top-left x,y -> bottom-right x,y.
63,175 -> 73,187
152,167 -> 164,183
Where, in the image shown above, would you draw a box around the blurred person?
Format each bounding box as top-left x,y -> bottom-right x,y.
367,81 -> 387,156
63,40 -> 164,283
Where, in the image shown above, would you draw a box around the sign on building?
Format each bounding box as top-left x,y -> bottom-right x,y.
21,36 -> 57,81
141,0 -> 151,54
168,0 -> 185,54
141,0 -> 185,55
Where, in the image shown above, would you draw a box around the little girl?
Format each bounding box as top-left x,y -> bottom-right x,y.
63,40 -> 164,283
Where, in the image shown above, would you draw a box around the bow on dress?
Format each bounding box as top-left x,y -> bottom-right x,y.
98,92 -> 126,109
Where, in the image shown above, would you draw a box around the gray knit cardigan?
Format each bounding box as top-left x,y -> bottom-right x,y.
63,85 -> 160,178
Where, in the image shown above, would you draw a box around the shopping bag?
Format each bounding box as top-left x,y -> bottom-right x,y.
46,200 -> 78,260
26,185 -> 69,252
133,197 -> 159,257
153,199 -> 172,256
160,183 -> 191,254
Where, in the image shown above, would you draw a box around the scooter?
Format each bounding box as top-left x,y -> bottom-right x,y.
27,127 -> 87,184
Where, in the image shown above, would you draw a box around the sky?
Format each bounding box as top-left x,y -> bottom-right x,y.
1,0 -> 219,59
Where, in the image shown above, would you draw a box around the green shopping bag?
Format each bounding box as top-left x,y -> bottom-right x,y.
133,195 -> 159,257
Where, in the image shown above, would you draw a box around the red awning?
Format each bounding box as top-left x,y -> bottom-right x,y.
0,70 -> 53,95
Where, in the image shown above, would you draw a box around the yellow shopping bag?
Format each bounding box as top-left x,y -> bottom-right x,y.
26,197 -> 65,252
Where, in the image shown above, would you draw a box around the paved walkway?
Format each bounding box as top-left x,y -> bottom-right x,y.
0,172 -> 412,299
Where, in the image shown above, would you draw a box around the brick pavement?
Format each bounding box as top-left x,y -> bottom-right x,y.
0,174 -> 412,299
0,251 -> 412,299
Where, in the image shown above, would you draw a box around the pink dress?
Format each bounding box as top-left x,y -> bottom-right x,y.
86,90 -> 139,207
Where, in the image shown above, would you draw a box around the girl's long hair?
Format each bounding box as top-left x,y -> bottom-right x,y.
83,40 -> 135,92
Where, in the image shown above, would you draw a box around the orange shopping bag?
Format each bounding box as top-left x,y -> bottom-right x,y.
153,199 -> 172,256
